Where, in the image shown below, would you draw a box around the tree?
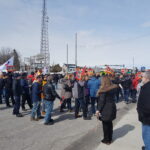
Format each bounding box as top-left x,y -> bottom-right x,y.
0,47 -> 21,70
51,64 -> 62,72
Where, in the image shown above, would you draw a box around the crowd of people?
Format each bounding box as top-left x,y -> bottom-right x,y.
1,70 -> 149,149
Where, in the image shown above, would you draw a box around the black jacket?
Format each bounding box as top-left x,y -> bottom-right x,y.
0,78 -> 5,90
13,79 -> 22,96
4,77 -> 13,91
137,81 -> 150,125
121,77 -> 132,90
97,88 -> 117,122
43,81 -> 61,101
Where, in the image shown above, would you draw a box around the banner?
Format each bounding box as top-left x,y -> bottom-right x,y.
0,56 -> 14,71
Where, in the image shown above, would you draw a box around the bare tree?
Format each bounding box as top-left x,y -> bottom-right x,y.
0,47 -> 21,70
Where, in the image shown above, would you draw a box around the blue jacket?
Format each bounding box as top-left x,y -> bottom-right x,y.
88,77 -> 100,97
31,82 -> 42,102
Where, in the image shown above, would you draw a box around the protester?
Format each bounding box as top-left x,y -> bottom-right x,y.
41,75 -> 47,115
88,73 -> 100,115
137,71 -> 150,150
21,73 -> 33,111
43,75 -> 62,125
121,74 -> 132,104
4,72 -> 15,107
131,75 -> 138,103
30,75 -> 43,121
60,76 -> 73,112
12,73 -> 23,117
72,76 -> 90,120
96,75 -> 118,145
0,72 -> 4,104
84,75 -> 90,113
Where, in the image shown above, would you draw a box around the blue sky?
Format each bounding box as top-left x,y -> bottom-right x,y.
0,0 -> 150,68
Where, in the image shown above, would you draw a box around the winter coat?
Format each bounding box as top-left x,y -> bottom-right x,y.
31,82 -> 42,102
43,81 -> 61,101
137,81 -> 150,125
121,77 -> 132,90
88,77 -> 100,97
4,77 -> 13,91
132,78 -> 138,90
13,79 -> 22,96
0,78 -> 4,91
20,79 -> 29,94
97,88 -> 117,122
84,80 -> 90,97
72,80 -> 85,99
62,80 -> 72,99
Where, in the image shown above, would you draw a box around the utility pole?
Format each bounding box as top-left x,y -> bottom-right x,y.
75,33 -> 78,67
133,57 -> 135,73
67,44 -> 68,73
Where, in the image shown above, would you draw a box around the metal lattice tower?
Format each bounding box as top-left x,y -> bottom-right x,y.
40,0 -> 50,67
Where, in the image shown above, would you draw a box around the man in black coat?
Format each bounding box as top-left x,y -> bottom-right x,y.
12,73 -> 23,117
43,75 -> 61,125
4,73 -> 15,107
21,73 -> 32,111
0,72 -> 4,104
137,71 -> 150,150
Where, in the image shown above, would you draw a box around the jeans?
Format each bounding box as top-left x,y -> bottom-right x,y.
75,98 -> 87,118
44,100 -> 54,123
13,96 -> 21,115
123,89 -> 130,102
41,99 -> 46,112
31,101 -> 41,118
91,97 -> 96,114
142,124 -> 150,150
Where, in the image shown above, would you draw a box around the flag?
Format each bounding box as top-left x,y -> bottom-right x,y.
0,56 -> 14,71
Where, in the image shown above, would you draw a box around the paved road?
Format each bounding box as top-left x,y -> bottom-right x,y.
0,87 -> 135,150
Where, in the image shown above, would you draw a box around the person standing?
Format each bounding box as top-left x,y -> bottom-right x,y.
4,73 -> 15,107
0,72 -> 4,104
72,77 -> 90,120
60,76 -> 73,112
12,73 -> 23,117
96,75 -> 118,145
121,74 -> 132,104
21,73 -> 33,111
43,75 -> 61,125
30,75 -> 43,121
137,71 -> 150,150
88,73 -> 100,115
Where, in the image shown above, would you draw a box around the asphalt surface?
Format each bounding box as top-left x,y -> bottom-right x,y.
0,86 -> 135,150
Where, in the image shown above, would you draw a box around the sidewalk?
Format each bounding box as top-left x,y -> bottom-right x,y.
96,105 -> 144,150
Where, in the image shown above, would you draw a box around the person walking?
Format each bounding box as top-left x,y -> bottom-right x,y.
43,75 -> 61,125
96,75 -> 118,145
137,71 -> 150,150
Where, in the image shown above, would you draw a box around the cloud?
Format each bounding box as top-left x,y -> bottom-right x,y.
141,21 -> 150,28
